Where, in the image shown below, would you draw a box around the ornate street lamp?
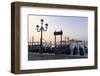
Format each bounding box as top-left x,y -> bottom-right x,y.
36,19 -> 48,52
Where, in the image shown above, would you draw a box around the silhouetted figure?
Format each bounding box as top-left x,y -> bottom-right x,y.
73,45 -> 78,55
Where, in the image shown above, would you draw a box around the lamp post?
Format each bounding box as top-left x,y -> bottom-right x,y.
36,19 -> 48,53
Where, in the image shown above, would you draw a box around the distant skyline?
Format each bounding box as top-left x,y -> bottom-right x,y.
28,15 -> 88,43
